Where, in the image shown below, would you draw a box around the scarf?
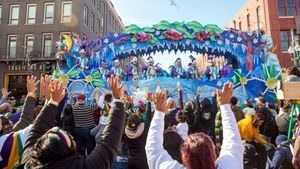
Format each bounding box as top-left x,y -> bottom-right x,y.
125,123 -> 145,139
0,132 -> 23,169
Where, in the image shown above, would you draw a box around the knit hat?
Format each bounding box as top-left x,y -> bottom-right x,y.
275,135 -> 288,145
255,96 -> 266,106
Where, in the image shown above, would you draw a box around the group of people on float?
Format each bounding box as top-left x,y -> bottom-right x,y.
95,55 -> 229,81
0,66 -> 300,169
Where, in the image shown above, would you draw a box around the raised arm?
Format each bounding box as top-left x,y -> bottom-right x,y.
13,76 -> 38,131
211,93 -> 218,115
293,135 -> 300,168
21,79 -> 66,164
216,83 -> 243,169
146,92 -> 154,123
146,91 -> 184,169
0,88 -> 10,105
177,82 -> 183,110
194,87 -> 201,112
85,76 -> 127,169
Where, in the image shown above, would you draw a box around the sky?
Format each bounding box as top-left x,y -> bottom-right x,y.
110,0 -> 248,69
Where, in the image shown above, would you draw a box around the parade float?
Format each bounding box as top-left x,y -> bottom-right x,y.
54,21 -> 282,104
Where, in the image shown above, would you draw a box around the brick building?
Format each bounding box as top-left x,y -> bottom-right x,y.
226,0 -> 300,68
0,0 -> 124,99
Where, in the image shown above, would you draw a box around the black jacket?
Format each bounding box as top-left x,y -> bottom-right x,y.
125,102 -> 153,169
20,101 -> 126,169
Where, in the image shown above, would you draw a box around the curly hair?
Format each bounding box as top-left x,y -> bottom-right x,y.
25,129 -> 76,168
181,133 -> 216,169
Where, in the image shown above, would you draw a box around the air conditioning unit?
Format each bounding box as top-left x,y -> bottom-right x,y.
277,81 -> 300,100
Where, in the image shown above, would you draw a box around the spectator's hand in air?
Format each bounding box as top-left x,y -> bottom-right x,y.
108,75 -> 124,99
177,82 -> 181,90
41,75 -> 52,101
1,88 -> 11,99
146,92 -> 153,102
154,91 -> 168,113
197,87 -> 201,95
50,80 -> 66,104
27,75 -> 39,94
156,80 -> 160,87
216,82 -> 233,105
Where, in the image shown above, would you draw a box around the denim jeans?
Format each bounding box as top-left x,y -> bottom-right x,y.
74,127 -> 95,155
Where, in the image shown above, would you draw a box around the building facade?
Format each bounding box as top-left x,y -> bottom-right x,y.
0,0 -> 124,99
226,0 -> 300,68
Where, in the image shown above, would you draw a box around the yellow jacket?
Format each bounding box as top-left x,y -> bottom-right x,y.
237,115 -> 267,144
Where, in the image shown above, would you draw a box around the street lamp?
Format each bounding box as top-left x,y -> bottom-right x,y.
288,30 -> 300,67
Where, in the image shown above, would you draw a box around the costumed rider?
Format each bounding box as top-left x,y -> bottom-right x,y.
126,56 -> 140,81
110,58 -> 124,79
186,55 -> 200,80
99,60 -> 109,79
55,37 -> 67,59
145,56 -> 160,79
206,58 -> 219,80
172,58 -> 185,79
76,39 -> 91,70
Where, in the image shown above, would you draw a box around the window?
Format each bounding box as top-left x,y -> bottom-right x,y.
0,6 -> 2,24
256,6 -> 261,29
97,19 -> 100,32
288,0 -> 296,15
24,35 -> 34,56
278,0 -> 286,16
91,13 -> 95,32
278,0 -> 298,16
97,0 -> 101,12
233,20 -> 236,29
247,14 -> 251,32
108,11 -> 111,25
61,2 -> 72,23
44,3 -> 54,23
280,31 -> 289,51
43,34 -> 52,57
83,5 -> 88,27
101,2 -> 105,15
7,35 -> 17,58
239,22 -> 242,30
298,0 -> 300,15
9,5 -> 20,25
26,4 -> 36,24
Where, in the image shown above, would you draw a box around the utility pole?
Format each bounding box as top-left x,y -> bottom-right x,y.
288,29 -> 300,67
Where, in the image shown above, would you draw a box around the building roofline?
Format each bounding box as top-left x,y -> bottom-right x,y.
105,0 -> 125,29
226,0 -> 250,27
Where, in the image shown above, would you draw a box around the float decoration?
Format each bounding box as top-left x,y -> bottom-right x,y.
54,21 -> 282,104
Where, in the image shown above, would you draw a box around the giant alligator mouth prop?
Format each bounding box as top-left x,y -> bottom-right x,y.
55,21 -> 282,104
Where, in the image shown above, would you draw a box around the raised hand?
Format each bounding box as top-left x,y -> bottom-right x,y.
146,92 -> 153,102
50,80 -> 66,104
197,87 -> 201,95
156,80 -> 160,87
153,91 -> 168,113
108,75 -> 124,99
41,75 -> 52,101
27,75 -> 39,94
216,82 -> 233,105
177,82 -> 181,90
1,88 -> 11,99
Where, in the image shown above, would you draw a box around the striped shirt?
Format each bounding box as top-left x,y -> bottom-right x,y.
72,103 -> 98,128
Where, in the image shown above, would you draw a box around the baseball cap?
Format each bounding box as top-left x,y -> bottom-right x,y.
255,96 -> 266,105
77,94 -> 86,102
